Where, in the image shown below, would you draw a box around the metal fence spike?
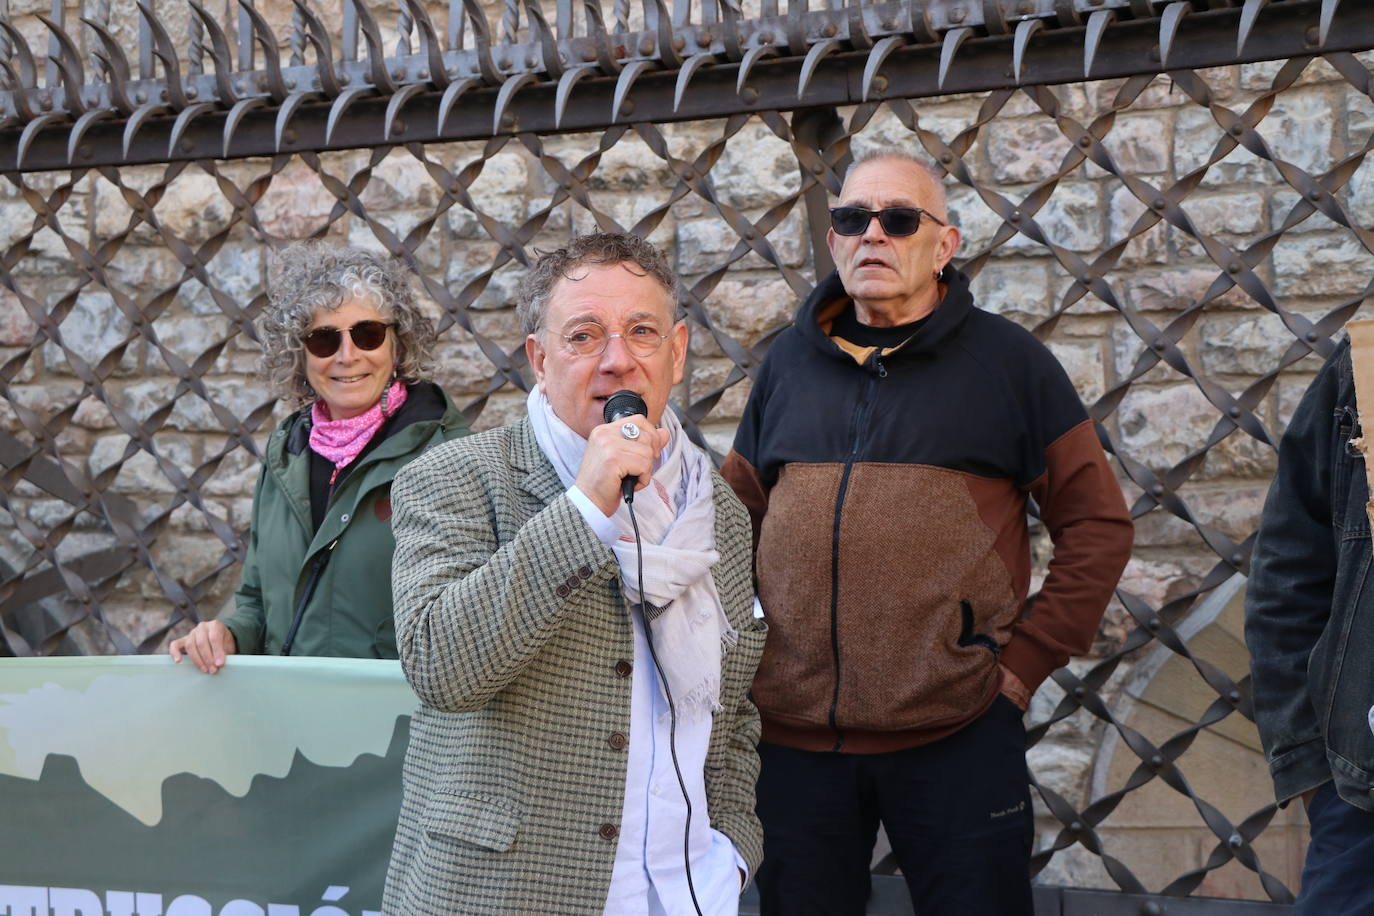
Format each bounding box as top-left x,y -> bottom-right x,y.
1012,18 -> 1044,85
797,37 -> 841,101
1053,0 -> 1083,28
1320,0 -> 1342,47
861,35 -> 904,102
582,0 -> 623,75
1237,0 -> 1268,56
168,101 -> 216,157
122,102 -> 169,157
139,1 -> 190,109
1159,2 -> 1191,70
299,30 -> 343,97
673,53 -> 714,113
522,0 -> 562,79
937,27 -> 972,91
18,112 -> 64,168
719,0 -> 744,60
354,0 -> 400,94
462,0 -> 505,84
612,59 -> 656,123
221,96 -> 265,157
647,0 -> 683,68
736,44 -> 778,94
910,4 -> 939,44
237,0 -> 291,102
554,66 -> 593,127
0,60 -> 26,112
492,73 -> 537,134
274,92 -> 318,150
36,13 -> 86,103
47,50 -> 88,117
404,0 -> 451,86
81,17 -> 130,84
1084,9 -> 1114,79
89,50 -> 136,116
0,20 -> 37,90
67,108 -> 114,162
187,2 -> 241,104
846,0 -> 872,51
438,77 -> 481,131
381,83 -> 425,140
325,87 -> 371,144
982,0 -> 1012,36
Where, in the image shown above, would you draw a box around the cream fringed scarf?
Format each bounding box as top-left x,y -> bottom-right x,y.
527,386 -> 737,721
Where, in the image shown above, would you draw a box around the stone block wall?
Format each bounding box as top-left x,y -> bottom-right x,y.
1,4 -> 1371,896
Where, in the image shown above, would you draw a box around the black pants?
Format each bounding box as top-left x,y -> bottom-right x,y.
755,696 -> 1035,916
1297,782 -> 1374,915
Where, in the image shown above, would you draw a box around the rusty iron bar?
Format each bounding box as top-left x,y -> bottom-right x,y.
0,0 -> 1363,171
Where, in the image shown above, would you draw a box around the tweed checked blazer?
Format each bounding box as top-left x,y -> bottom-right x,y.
382,418 -> 766,915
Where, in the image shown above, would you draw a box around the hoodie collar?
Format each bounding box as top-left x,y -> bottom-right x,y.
795,265 -> 975,366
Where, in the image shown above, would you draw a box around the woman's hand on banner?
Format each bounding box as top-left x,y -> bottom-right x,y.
169,621 -> 238,674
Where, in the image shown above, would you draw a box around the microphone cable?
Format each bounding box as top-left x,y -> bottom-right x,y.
627,496 -> 705,916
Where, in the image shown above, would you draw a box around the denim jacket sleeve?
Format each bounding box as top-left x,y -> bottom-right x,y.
1243,340 -> 1349,804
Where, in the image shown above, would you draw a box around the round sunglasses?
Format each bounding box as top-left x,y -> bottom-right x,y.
829,206 -> 947,237
301,320 -> 395,358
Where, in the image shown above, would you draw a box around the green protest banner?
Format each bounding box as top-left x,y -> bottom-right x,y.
0,656 -> 417,916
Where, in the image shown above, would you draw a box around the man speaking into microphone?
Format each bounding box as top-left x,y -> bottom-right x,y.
382,232 -> 766,915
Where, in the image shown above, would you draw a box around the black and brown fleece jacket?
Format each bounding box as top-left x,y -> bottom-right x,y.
722,267 -> 1133,754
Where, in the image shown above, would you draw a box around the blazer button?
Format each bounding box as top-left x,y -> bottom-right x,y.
598,822 -> 619,841
578,565 -> 593,579
556,584 -> 571,598
614,659 -> 632,678
607,732 -> 628,750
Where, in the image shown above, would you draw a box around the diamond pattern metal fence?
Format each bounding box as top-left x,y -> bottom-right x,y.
1,0 -> 1371,907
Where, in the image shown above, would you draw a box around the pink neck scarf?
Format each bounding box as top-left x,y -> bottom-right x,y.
309,380 -> 408,485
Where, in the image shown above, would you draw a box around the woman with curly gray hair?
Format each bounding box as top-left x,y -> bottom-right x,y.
170,243 -> 470,672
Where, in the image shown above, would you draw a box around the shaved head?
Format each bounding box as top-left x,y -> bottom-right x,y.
843,151 -> 948,221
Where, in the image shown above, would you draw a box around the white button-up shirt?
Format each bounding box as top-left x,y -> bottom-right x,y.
568,486 -> 745,916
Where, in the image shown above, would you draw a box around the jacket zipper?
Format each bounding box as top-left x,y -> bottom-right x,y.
280,538 -> 339,657
827,357 -> 886,750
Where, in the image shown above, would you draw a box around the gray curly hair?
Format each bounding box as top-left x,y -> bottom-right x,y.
516,232 -> 681,336
260,242 -> 436,406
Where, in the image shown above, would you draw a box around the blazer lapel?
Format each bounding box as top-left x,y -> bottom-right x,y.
512,417 -> 566,507
709,471 -> 751,626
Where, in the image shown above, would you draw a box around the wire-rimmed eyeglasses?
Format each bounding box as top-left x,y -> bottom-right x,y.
558,321 -> 671,358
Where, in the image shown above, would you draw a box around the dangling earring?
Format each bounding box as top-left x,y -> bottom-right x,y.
381,368 -> 397,415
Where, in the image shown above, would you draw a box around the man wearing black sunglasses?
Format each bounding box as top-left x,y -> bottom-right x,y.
723,151 -> 1133,915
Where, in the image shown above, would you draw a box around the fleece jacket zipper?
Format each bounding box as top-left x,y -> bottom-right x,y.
828,357 -> 886,751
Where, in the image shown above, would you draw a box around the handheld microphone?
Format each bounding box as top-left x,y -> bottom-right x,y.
603,389 -> 648,504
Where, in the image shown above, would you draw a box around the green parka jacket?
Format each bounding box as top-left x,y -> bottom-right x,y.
221,382 -> 470,658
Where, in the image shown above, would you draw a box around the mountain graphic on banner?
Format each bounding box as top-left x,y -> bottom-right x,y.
0,717 -> 408,910
0,656 -> 416,825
